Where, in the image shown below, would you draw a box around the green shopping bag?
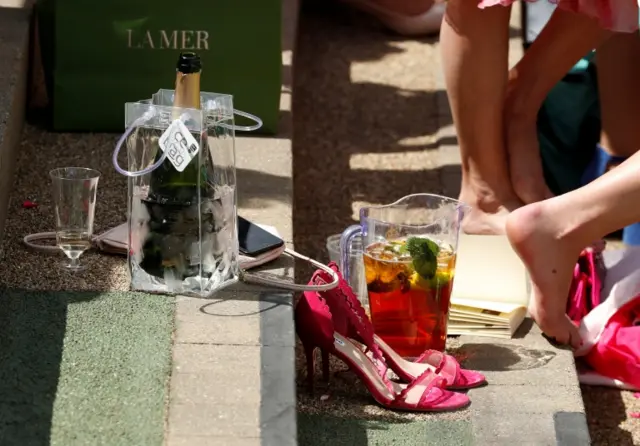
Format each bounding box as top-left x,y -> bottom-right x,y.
38,0 -> 282,134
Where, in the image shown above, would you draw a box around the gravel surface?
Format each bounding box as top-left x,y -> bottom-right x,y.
0,127 -> 129,291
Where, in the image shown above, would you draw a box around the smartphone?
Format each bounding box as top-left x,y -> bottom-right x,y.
238,216 -> 285,256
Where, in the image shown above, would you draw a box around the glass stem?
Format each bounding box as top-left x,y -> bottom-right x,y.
70,257 -> 80,268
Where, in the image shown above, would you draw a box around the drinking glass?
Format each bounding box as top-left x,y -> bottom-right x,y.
50,167 -> 101,271
340,194 -> 469,357
326,233 -> 370,315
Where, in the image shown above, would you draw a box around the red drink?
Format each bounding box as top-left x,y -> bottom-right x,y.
363,238 -> 455,357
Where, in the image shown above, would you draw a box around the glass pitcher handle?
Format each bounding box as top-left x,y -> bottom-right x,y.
340,225 -> 362,282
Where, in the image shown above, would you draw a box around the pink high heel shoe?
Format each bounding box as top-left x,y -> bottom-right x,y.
295,284 -> 470,411
312,263 -> 486,390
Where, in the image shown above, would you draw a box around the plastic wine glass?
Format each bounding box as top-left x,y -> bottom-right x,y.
50,167 -> 101,271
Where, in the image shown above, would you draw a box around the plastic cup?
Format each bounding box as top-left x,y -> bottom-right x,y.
326,233 -> 369,314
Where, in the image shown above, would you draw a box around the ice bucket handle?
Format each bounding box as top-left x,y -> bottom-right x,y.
112,103 -> 262,178
240,247 -> 341,292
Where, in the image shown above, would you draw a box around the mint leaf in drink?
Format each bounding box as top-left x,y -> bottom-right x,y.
406,237 -> 440,280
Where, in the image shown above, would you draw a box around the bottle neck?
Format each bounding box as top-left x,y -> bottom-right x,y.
173,71 -> 201,109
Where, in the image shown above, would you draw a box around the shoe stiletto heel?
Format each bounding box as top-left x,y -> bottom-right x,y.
301,340 -> 331,393
311,263 -> 486,390
321,349 -> 330,382
303,344 -> 317,391
295,278 -> 470,412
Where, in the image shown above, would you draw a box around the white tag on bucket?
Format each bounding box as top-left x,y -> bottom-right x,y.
158,119 -> 200,172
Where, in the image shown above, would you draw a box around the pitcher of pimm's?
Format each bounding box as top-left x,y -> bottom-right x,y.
341,194 -> 469,357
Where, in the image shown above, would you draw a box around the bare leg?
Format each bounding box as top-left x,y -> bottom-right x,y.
506,151 -> 640,347
597,32 -> 640,160
505,10 -> 610,203
340,0 -> 445,36
441,0 -> 521,235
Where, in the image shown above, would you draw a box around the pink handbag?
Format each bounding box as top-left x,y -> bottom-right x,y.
566,248 -> 605,324
573,247 -> 640,391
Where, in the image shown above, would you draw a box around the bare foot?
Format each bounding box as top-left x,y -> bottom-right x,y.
459,191 -> 522,235
506,201 -> 582,348
460,204 -> 510,235
506,117 -> 554,204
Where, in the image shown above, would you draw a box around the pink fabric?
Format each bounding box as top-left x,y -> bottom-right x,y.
477,0 -> 639,33
573,248 -> 640,390
584,295 -> 640,389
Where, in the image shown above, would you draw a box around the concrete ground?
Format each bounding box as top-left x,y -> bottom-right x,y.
1,0 -> 639,443
292,1 -> 640,444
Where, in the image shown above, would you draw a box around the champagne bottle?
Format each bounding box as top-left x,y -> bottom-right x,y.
149,52 -> 202,204
139,52 -> 213,281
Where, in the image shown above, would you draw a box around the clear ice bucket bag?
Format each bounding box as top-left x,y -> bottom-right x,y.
112,89 -> 260,297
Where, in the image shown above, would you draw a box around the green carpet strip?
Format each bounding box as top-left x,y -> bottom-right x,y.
298,413 -> 474,446
0,289 -> 174,446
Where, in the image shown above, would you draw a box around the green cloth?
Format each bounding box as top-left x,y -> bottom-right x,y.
37,0 -> 282,134
0,289 -> 174,446
538,53 -> 600,195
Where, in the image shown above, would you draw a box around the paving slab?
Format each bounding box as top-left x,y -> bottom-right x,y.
166,277 -> 297,444
164,0 -> 299,444
456,324 -> 589,446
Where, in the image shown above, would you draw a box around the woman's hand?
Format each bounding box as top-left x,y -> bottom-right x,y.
504,74 -> 555,204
